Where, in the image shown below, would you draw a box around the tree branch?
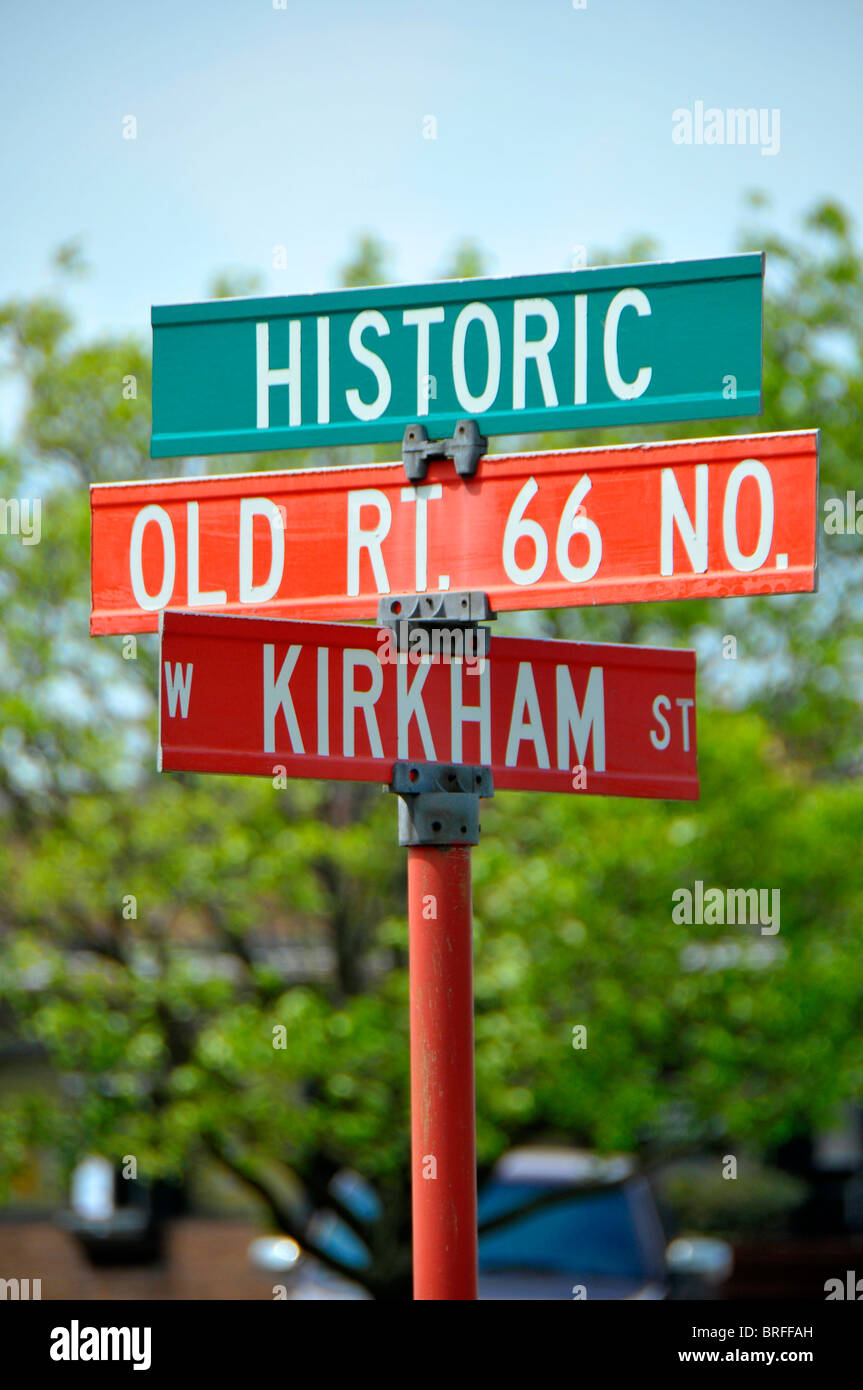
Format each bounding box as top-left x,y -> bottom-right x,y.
201,1131 -> 372,1292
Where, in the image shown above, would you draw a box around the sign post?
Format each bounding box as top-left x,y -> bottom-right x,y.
89,252 -> 820,1300
395,759 -> 493,1301
408,839 -> 478,1300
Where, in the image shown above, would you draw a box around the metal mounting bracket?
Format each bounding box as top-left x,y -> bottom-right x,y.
385,593 -> 495,845
377,591 -> 496,658
402,419 -> 488,483
390,762 -> 494,847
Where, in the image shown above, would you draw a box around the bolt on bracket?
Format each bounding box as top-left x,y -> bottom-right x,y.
390,762 -> 494,847
377,591 -> 496,658
402,419 -> 488,483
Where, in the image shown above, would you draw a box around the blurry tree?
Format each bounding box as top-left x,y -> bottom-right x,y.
440,238 -> 490,280
338,233 -> 393,289
209,270 -> 264,300
1,202 -> 863,1298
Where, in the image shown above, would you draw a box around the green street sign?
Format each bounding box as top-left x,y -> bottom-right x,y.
150,253 -> 763,458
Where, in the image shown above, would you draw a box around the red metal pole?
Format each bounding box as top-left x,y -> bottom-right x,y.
408,843 -> 478,1300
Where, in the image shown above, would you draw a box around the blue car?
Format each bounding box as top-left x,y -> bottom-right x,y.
248,1148 -> 732,1299
477,1148 -> 731,1300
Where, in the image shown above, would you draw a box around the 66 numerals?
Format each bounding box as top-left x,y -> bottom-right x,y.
503,475 -> 602,587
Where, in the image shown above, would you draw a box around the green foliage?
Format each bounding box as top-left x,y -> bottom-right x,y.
658,1159 -> 807,1239
439,238 -> 491,281
338,233 -> 393,289
209,270 -> 264,301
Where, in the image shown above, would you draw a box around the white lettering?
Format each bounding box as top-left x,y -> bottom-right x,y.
256,321 -> 301,428
343,649 -> 384,757
400,484 -> 442,592
452,302 -> 501,413
397,660 -> 436,759
239,498 -> 285,604
650,694 -> 671,750
676,696 -> 694,752
513,298 -> 559,410
317,647 -> 329,755
316,316 -> 330,424
186,501 -> 227,608
130,505 -> 175,611
347,489 -> 391,596
661,465 -> 708,576
163,662 -> 193,719
450,660 -> 491,763
263,644 -> 304,754
403,307 -> 445,416
723,458 -> 774,572
345,310 -> 392,421
574,294 -> 587,405
603,288 -> 651,400
556,666 -> 605,770
505,663 -> 550,768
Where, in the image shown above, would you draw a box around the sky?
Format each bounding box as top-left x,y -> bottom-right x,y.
1,0 -> 862,352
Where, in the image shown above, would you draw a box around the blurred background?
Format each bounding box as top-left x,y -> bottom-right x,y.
2,0 -> 863,1300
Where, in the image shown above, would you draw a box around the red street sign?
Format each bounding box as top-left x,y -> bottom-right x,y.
92,430 -> 817,635
158,611 -> 698,800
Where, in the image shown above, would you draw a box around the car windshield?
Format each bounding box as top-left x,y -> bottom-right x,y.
478,1180 -> 647,1279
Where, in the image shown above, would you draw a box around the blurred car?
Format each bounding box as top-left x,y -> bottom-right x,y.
249,1149 -> 732,1300
477,1147 -> 732,1300
61,1155 -> 184,1266
248,1169 -> 377,1299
